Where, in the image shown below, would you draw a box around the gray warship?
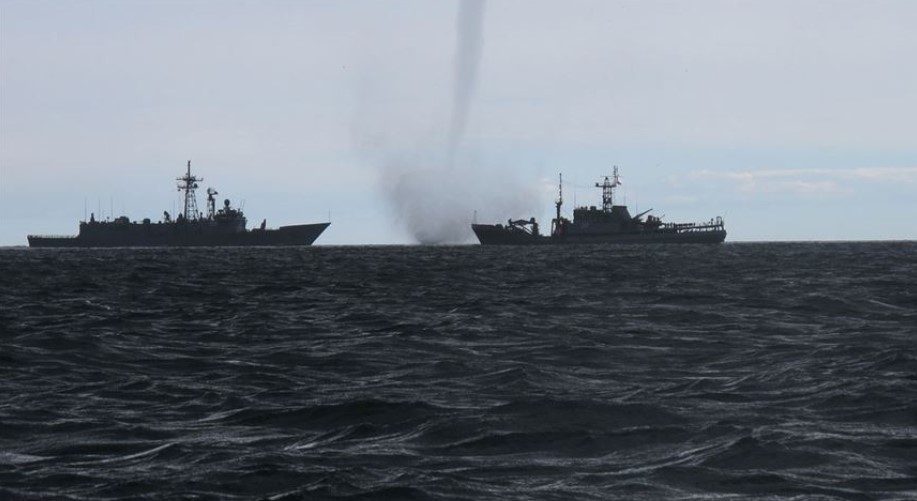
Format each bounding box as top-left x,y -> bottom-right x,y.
28,162 -> 329,248
472,167 -> 726,245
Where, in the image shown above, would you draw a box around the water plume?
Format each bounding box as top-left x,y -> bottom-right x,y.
447,0 -> 485,167
368,0 -> 537,244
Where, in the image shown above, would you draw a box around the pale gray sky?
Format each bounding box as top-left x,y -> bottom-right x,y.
2,0 -> 915,245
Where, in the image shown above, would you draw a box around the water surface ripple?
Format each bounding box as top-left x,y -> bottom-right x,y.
1,242 -> 915,500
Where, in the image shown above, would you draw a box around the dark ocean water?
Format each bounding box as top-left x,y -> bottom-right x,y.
1,242 -> 916,500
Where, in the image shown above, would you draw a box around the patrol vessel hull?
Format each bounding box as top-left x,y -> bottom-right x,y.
472,223 -> 726,245
472,168 -> 727,246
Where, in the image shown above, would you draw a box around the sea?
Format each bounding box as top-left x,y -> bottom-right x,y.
1,242 -> 915,500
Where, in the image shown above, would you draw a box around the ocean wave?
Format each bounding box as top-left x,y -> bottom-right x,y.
1,242 -> 915,499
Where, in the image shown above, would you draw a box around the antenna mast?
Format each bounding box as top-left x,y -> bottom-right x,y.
552,173 -> 564,236
177,160 -> 203,220
596,165 -> 622,213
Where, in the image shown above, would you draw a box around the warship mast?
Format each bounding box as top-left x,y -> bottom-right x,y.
596,165 -> 622,213
552,173 -> 564,236
206,188 -> 219,219
177,160 -> 202,221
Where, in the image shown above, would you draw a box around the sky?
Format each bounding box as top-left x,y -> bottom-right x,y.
1,0 -> 915,246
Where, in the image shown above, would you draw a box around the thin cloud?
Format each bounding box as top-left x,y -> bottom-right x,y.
848,167 -> 917,183
692,166 -> 917,195
690,169 -> 838,195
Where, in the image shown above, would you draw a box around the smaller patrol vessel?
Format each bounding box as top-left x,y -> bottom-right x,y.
471,167 -> 726,245
28,162 -> 329,247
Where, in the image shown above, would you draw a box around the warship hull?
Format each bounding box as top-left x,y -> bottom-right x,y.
28,222 -> 330,248
28,162 -> 330,248
472,223 -> 726,245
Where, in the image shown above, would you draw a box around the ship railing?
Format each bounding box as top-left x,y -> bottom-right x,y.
662,216 -> 725,232
28,234 -> 78,239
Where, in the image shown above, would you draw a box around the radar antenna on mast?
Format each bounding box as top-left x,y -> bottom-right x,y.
177,160 -> 203,221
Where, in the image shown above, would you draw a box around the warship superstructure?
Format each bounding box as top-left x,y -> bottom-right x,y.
472,167 -> 726,245
28,162 -> 329,247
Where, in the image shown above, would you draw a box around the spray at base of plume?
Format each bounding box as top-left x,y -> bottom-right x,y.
381,151 -> 540,245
